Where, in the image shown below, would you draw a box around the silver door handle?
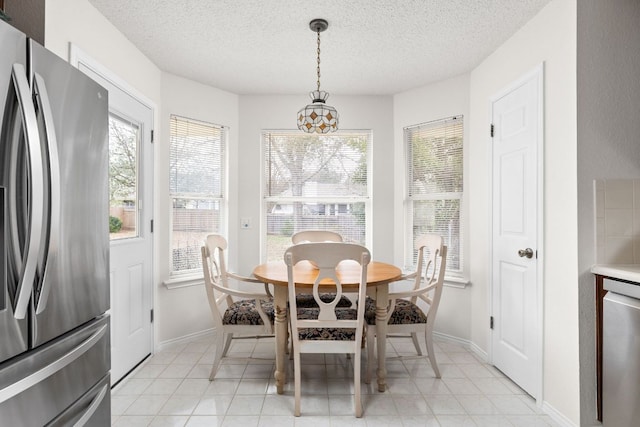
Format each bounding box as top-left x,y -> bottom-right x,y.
518,248 -> 534,259
11,63 -> 44,320
33,72 -> 60,315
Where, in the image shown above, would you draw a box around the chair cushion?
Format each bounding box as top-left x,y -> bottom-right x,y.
295,293 -> 352,308
223,299 -> 275,326
364,297 -> 427,325
295,307 -> 358,340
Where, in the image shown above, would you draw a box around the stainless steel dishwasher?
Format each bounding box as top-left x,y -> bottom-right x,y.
603,277 -> 640,426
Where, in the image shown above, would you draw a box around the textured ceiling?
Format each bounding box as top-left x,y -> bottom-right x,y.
88,0 -> 552,96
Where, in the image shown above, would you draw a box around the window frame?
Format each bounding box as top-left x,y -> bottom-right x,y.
169,114 -> 227,277
404,115 -> 464,277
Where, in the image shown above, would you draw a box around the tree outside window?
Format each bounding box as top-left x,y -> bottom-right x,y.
263,131 -> 370,261
170,115 -> 225,274
406,116 -> 463,273
108,114 -> 139,239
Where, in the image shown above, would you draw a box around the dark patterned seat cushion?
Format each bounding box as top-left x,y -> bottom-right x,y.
222,299 -> 275,326
364,296 -> 427,325
295,293 -> 352,308
295,307 -> 358,340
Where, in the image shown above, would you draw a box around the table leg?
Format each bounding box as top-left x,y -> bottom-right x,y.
274,285 -> 288,394
375,284 -> 389,392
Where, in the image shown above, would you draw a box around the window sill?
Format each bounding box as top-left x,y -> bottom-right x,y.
163,274 -> 204,290
444,275 -> 469,289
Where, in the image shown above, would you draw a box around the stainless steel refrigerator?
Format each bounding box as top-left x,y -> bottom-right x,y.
0,20 -> 111,426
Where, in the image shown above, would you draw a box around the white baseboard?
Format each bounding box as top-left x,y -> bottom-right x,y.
433,331 -> 490,360
156,328 -> 215,352
468,340 -> 489,362
542,401 -> 578,427
433,331 -> 472,347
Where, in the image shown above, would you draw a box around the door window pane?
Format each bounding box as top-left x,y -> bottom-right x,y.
108,113 -> 139,240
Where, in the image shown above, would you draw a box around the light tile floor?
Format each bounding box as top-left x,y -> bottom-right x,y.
111,335 -> 561,426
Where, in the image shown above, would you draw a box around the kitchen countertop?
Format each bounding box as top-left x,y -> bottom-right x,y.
591,264 -> 640,283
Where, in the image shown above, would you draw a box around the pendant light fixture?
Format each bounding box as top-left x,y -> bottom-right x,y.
297,18 -> 339,133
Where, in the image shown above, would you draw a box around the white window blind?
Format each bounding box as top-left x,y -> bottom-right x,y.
262,130 -> 370,261
170,115 -> 226,274
405,115 -> 463,273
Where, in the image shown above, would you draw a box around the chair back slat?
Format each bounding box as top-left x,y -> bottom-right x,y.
285,242 -> 370,338
297,319 -> 359,329
291,230 -> 343,244
201,245 -> 225,329
415,234 -> 444,288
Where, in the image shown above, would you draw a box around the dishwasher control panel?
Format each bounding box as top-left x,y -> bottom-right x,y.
603,277 -> 640,299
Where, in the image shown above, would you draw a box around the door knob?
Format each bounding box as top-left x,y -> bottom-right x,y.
518,248 -> 534,259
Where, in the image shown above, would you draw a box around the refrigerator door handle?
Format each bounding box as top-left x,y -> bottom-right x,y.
33,72 -> 60,315
10,63 -> 44,320
71,383 -> 108,427
0,324 -> 107,404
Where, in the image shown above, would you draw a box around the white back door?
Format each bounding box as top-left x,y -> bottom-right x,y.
71,48 -> 154,384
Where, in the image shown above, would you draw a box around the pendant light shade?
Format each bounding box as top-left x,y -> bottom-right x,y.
297,19 -> 339,133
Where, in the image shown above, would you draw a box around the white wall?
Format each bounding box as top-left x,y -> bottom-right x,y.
469,0 -> 578,423
44,0 -> 161,105
157,73 -> 239,342
393,74 -> 472,341
577,1 -> 640,425
235,95 -> 395,275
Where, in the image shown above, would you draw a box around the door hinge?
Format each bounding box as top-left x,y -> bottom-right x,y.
150,129 -> 154,143
150,309 -> 154,323
490,124 -> 495,138
490,316 -> 494,330
150,219 -> 154,233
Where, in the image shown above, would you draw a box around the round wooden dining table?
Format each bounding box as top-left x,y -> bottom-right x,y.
253,260 -> 402,394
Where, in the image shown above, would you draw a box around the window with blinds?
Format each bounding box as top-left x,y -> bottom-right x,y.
405,116 -> 463,274
170,115 -> 226,274
262,130 -> 371,261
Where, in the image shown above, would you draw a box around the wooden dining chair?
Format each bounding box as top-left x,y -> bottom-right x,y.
365,234 -> 447,382
201,234 -> 275,380
290,230 -> 352,309
285,242 -> 371,417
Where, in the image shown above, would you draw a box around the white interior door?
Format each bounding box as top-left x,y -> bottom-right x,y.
72,50 -> 154,385
490,66 -> 542,398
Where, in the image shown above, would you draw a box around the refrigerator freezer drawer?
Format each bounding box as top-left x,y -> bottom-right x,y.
46,374 -> 110,427
0,315 -> 110,426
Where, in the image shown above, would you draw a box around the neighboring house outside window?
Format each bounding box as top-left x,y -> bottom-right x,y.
262,130 -> 371,262
405,116 -> 463,276
169,115 -> 226,275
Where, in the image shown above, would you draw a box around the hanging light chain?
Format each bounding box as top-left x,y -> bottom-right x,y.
316,29 -> 321,92
297,18 -> 338,133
